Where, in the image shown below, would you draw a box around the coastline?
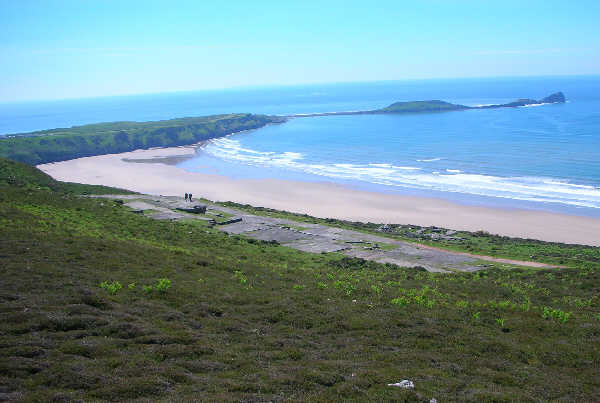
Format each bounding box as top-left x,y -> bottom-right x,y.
38,145 -> 600,247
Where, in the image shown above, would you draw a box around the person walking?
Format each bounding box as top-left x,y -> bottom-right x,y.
184,193 -> 189,202
189,193 -> 193,202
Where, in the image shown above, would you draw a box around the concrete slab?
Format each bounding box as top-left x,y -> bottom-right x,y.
220,222 -> 273,234
89,194 -> 549,273
124,201 -> 157,210
148,211 -> 187,220
246,227 -> 310,243
284,238 -> 350,253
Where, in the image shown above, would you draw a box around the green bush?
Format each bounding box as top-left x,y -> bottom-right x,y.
100,281 -> 122,295
542,306 -> 571,323
155,278 -> 171,293
233,270 -> 247,285
391,296 -> 410,306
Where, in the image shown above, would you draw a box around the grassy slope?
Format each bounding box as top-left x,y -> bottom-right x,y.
0,157 -> 136,196
379,100 -> 468,113
0,114 -> 279,165
1,158 -> 600,402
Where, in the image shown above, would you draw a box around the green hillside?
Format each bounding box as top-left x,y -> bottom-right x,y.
378,100 -> 468,113
1,157 -> 599,401
0,93 -> 566,168
375,92 -> 564,114
0,114 -> 279,165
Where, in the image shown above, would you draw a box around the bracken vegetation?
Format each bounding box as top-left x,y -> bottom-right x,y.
1,157 -> 599,401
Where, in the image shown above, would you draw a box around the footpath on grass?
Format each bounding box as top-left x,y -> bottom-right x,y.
92,194 -> 559,273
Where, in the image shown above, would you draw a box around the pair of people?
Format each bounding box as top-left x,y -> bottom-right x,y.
184,192 -> 193,202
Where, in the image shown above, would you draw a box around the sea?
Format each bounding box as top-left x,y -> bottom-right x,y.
2,76 -> 599,217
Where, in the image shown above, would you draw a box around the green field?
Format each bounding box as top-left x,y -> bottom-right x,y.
378,100 -> 468,113
1,157 -> 599,401
0,114 -> 279,165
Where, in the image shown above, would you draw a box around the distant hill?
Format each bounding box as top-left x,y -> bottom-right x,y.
0,113 -> 280,165
474,92 -> 566,109
288,92 -> 566,118
378,91 -> 565,113
0,92 -> 566,166
378,100 -> 469,113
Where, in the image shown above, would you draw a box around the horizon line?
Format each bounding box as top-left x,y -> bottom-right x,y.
2,73 -> 598,105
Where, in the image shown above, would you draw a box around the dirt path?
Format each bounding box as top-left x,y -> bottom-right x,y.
93,194 -> 560,273
413,243 -> 562,268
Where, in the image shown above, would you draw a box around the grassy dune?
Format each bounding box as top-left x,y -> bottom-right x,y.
1,157 -> 599,401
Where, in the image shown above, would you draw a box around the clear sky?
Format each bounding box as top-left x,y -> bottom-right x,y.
1,0 -> 599,102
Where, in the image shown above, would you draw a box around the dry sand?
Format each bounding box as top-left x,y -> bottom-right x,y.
38,146 -> 600,247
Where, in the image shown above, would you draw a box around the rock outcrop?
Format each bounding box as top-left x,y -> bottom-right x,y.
475,92 -> 566,109
286,92 -> 567,118
176,205 -> 207,214
539,92 -> 566,104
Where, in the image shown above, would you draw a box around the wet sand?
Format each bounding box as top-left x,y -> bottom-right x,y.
38,146 -> 600,247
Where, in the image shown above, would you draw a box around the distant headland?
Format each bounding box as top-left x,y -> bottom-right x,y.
287,92 -> 566,118
0,92 -> 565,165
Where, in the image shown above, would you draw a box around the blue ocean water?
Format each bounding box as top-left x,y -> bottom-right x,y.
2,76 -> 600,216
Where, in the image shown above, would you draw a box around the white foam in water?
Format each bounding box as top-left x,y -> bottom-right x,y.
202,139 -> 600,209
519,103 -> 549,108
417,157 -> 444,162
369,163 -> 421,171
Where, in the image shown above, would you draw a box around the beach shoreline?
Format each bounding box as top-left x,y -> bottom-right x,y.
37,145 -> 600,247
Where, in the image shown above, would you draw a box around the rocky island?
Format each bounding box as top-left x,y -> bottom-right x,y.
0,92 -> 566,166
288,92 -> 566,117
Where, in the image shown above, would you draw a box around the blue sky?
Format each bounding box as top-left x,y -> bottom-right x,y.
1,0 -> 599,102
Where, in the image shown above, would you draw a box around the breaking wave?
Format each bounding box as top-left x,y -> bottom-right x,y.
203,138 -> 600,209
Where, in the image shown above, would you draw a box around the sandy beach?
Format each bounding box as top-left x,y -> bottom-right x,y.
38,146 -> 600,247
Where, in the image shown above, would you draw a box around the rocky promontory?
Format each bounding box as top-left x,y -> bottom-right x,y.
539,92 -> 566,104
476,92 -> 566,109
288,92 -> 566,118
